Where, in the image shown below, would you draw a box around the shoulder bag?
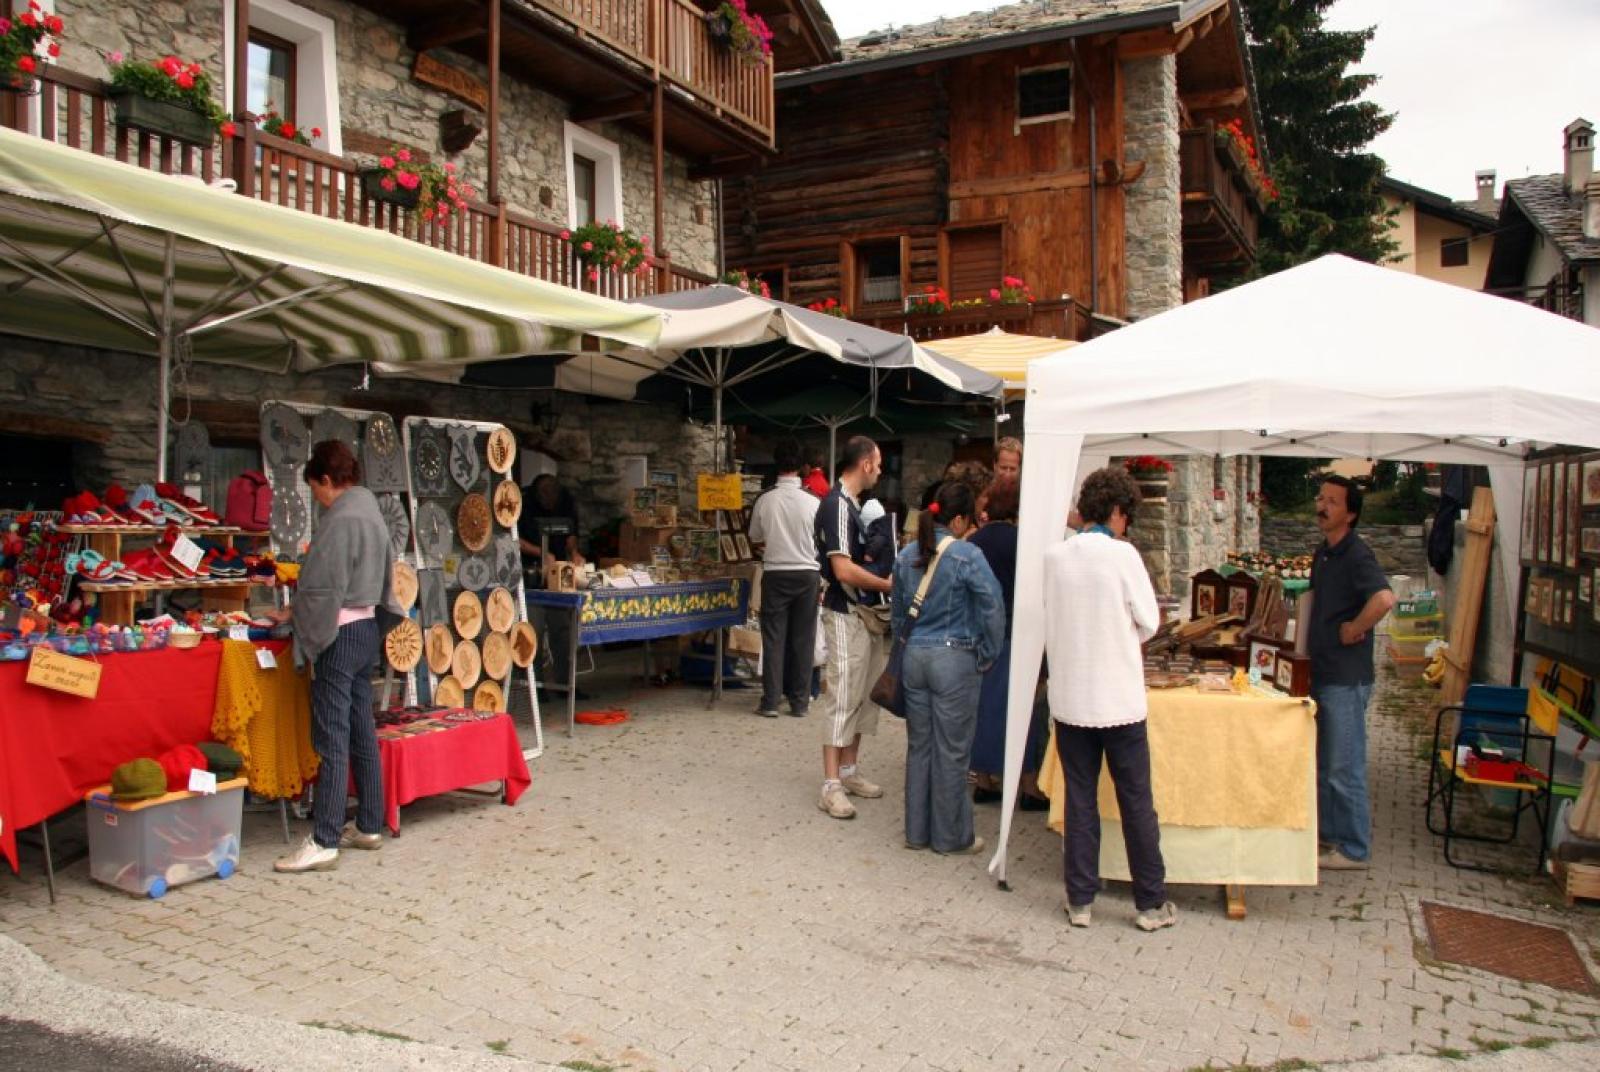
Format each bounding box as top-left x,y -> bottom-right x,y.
870,537 -> 954,718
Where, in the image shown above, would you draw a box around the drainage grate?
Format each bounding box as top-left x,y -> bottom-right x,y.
1421,901 -> 1597,995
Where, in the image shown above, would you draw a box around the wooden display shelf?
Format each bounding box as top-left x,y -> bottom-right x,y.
68,526 -> 266,626
58,524 -> 256,536
78,579 -> 260,593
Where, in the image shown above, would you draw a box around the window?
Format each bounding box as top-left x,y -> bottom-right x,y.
247,29 -> 297,120
1440,237 -> 1470,268
572,154 -> 598,227
858,241 -> 903,305
224,0 -> 342,154
1017,64 -> 1072,125
944,225 -> 1003,301
564,122 -> 624,229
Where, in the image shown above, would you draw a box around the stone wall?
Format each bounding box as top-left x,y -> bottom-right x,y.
1121,53 -> 1181,320
1129,456 -> 1260,598
1259,516 -> 1430,578
54,0 -> 716,273
0,337 -> 715,540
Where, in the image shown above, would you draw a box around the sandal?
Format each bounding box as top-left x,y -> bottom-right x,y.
155,482 -> 220,525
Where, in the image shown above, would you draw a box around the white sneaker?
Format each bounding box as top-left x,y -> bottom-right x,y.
840,772 -> 883,798
338,823 -> 382,851
818,782 -> 856,819
1318,848 -> 1370,871
1135,901 -> 1178,932
274,835 -> 338,873
1066,904 -> 1092,928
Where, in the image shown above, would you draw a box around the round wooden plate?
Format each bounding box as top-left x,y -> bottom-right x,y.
384,617 -> 422,672
493,479 -> 522,528
481,630 -> 511,681
457,492 -> 492,552
485,586 -> 516,634
510,620 -> 538,668
473,680 -> 505,713
452,639 -> 482,689
392,560 -> 418,611
452,590 -> 483,639
425,623 -> 454,675
433,675 -> 464,709
485,425 -> 517,474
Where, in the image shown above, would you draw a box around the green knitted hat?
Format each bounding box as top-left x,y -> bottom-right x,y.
110,758 -> 167,801
197,741 -> 243,780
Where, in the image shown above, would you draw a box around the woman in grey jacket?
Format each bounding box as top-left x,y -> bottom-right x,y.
274,439 -> 400,874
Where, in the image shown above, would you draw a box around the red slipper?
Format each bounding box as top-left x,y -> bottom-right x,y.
156,483 -> 220,525
575,708 -> 629,726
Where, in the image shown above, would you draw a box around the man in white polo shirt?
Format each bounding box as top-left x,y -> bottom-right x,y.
749,439 -> 821,718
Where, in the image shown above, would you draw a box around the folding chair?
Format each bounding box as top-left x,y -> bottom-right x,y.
1426,694 -> 1555,873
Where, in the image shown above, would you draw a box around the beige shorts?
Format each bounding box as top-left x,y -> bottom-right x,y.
819,607 -> 888,747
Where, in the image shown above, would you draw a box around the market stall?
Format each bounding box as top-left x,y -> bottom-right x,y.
994,254 -> 1600,891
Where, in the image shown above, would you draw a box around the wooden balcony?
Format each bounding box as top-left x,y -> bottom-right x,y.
0,67 -> 714,302
857,299 -> 1089,343
1179,122 -> 1263,273
1486,281 -> 1587,324
367,0 -> 775,160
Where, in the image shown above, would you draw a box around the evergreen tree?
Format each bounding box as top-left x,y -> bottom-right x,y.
1240,0 -> 1397,272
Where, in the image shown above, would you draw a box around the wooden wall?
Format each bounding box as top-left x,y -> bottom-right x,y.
723,36 -> 1131,319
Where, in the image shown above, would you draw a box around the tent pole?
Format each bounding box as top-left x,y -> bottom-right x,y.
156,233 -> 176,482
828,421 -> 837,484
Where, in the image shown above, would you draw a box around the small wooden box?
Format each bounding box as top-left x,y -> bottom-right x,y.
543,561 -> 577,592
1190,568 -> 1229,620
1273,651 -> 1312,696
1552,859 -> 1600,906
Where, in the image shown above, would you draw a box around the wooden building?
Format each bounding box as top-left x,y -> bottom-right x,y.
720,0 -> 1270,340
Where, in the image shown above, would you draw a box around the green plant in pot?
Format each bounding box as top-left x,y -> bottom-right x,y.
105,52 -> 230,147
1,2 -> 64,93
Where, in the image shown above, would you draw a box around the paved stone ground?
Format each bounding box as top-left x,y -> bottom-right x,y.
3,650 -> 1598,1072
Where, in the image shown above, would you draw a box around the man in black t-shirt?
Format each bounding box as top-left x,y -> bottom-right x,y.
518,474 -> 586,699
1307,476 -> 1395,871
814,436 -> 894,820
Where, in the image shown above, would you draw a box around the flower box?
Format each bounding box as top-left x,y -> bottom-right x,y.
360,167 -> 421,209
109,91 -> 215,148
706,12 -> 734,45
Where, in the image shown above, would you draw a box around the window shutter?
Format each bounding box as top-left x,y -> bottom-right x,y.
947,226 -> 1004,301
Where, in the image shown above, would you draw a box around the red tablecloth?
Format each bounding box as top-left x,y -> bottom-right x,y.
0,640 -> 288,872
376,713 -> 531,834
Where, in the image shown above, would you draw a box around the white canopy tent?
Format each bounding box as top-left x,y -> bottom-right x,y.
990,254 -> 1600,885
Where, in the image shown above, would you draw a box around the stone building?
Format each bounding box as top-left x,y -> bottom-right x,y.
0,0 -> 837,529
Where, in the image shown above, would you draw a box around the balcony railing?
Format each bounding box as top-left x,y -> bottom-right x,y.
857,299 -> 1089,343
0,66 -> 714,301
1487,281 -> 1587,324
1179,122 -> 1262,266
534,0 -> 774,147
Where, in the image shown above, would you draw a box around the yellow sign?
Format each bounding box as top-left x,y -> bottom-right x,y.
25,646 -> 102,699
697,473 -> 743,511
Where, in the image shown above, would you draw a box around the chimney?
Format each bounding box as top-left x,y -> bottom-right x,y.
1565,117 -> 1594,194
1586,175 -> 1600,240
1474,169 -> 1497,213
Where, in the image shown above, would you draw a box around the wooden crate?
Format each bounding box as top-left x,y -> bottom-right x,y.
1552,859 -> 1600,906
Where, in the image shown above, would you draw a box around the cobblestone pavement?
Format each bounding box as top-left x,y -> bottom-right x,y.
3,651 -> 1598,1072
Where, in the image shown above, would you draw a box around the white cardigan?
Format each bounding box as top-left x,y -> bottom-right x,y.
1042,531 -> 1160,728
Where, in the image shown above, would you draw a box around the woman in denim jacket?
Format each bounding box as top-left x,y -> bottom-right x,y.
891,481 -> 1006,855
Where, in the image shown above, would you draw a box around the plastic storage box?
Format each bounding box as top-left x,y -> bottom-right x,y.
84,778 -> 246,898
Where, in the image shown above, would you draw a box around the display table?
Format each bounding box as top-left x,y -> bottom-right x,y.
527,578 -> 750,736
0,639 -> 293,874
374,713 -> 531,834
1037,685 -> 1318,917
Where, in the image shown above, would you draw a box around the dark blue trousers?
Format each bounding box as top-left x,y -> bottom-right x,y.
310,619 -> 384,848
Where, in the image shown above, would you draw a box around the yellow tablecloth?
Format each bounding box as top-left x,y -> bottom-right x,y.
1038,686 -> 1320,886
211,639 -> 318,799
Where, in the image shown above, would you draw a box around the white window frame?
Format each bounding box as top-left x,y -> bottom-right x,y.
1015,61 -> 1074,133
224,0 -> 343,156
564,122 -> 624,229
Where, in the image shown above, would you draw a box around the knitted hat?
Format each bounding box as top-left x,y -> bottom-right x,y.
110,758 -> 168,801
197,741 -> 243,780
155,743 -> 210,792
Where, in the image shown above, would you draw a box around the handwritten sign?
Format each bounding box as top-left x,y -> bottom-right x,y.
187,769 -> 218,795
698,473 -> 743,511
26,647 -> 102,698
256,647 -> 278,671
412,53 -> 489,111
170,534 -> 203,573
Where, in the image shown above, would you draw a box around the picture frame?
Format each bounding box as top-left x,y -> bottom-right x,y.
1580,573 -> 1592,605
1583,454 -> 1600,508
1273,651 -> 1311,697
1593,567 -> 1600,624
1190,568 -> 1228,621
648,469 -> 679,490
1554,461 -> 1568,568
721,508 -> 744,535
1225,571 -> 1258,623
1520,462 -> 1539,566
631,486 -> 658,513
1537,461 -> 1552,563
688,528 -> 719,564
1246,633 -> 1291,676
719,534 -> 738,562
735,533 -> 753,561
1582,525 -> 1600,557
1568,459 -> 1582,569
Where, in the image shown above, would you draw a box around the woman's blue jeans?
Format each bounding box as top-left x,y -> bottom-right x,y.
903,644 -> 982,852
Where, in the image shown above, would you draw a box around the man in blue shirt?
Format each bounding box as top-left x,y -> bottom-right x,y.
1307,476 -> 1396,871
814,436 -> 893,820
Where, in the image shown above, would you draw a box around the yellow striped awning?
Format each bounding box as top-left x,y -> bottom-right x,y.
923,327 -> 1078,392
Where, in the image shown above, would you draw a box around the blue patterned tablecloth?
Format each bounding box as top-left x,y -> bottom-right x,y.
526,579 -> 748,645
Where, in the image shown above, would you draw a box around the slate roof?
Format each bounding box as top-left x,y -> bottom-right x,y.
1505,174 -> 1600,264
779,0 -> 1199,82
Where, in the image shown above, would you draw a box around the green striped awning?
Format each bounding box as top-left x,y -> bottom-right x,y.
0,126 -> 661,370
